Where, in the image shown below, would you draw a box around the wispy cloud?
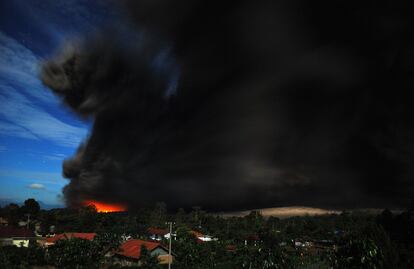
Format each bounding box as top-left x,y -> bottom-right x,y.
0,169 -> 64,186
0,121 -> 39,140
0,32 -> 88,147
0,145 -> 8,152
28,183 -> 45,189
0,85 -> 87,147
0,32 -> 55,103
43,153 -> 67,161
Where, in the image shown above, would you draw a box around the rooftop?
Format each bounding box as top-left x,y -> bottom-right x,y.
0,227 -> 35,238
116,239 -> 166,260
46,233 -> 96,244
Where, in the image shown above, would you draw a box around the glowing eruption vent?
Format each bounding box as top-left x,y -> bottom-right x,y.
84,200 -> 127,213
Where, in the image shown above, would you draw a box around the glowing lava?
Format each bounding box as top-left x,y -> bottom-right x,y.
83,200 -> 127,213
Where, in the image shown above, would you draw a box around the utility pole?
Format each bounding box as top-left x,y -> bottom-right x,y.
166,221 -> 173,269
25,214 -> 30,230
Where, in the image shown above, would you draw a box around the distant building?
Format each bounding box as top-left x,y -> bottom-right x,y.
244,234 -> 260,246
0,227 -> 36,247
113,239 -> 173,266
45,232 -> 97,246
147,227 -> 216,243
190,230 -> 216,243
0,217 -> 8,226
147,227 -> 168,241
18,220 -> 27,227
164,232 -> 177,240
225,244 -> 237,253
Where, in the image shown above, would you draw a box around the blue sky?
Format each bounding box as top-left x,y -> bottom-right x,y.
0,0 -> 114,206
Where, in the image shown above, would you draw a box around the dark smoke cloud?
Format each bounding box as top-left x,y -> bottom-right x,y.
41,0 -> 414,211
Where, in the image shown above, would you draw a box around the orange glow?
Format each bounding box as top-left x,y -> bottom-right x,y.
83,200 -> 127,213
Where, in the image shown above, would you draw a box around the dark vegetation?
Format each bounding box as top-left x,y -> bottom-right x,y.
1,199 -> 413,268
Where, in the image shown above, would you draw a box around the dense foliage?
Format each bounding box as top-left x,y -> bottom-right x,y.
1,199 -> 413,268
0,241 -> 46,268
47,238 -> 102,269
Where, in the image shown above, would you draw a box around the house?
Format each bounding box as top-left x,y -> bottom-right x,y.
0,226 -> 36,247
147,227 -> 168,241
0,217 -> 8,226
190,230 -> 210,243
18,219 -> 42,236
190,230 -> 204,238
148,227 -> 177,241
190,230 -> 217,243
225,244 -> 237,253
113,239 -> 173,266
244,234 -> 260,246
18,220 -> 28,227
147,227 -> 215,243
45,232 -> 96,246
164,232 -> 177,240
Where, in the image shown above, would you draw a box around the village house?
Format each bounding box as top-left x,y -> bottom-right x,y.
0,226 -> 36,247
190,230 -> 217,243
147,227 -> 216,243
164,231 -> 177,241
225,244 -> 237,253
112,239 -> 173,266
244,233 -> 261,246
44,232 -> 96,247
147,227 -> 168,241
0,217 -> 8,226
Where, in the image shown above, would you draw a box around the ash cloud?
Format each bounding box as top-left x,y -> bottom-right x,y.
41,0 -> 414,211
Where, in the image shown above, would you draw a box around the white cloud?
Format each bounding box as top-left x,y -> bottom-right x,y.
28,183 -> 45,189
0,145 -> 8,152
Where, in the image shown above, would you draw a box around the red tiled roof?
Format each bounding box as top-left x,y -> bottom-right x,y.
246,234 -> 260,241
226,244 -> 237,252
190,230 -> 204,238
0,227 -> 34,238
147,227 -> 168,236
116,239 -> 165,260
46,233 -> 96,243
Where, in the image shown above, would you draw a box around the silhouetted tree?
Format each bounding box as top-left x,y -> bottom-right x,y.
149,202 -> 167,227
3,203 -> 21,226
22,198 -> 40,217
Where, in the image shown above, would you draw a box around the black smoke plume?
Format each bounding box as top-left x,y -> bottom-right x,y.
41,0 -> 414,211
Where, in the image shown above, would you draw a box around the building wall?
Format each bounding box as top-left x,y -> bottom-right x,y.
113,248 -> 171,266
113,256 -> 140,267
151,247 -> 168,256
0,238 -> 13,246
158,254 -> 173,265
13,239 -> 29,247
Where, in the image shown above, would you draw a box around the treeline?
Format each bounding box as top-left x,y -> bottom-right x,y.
1,200 -> 413,268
